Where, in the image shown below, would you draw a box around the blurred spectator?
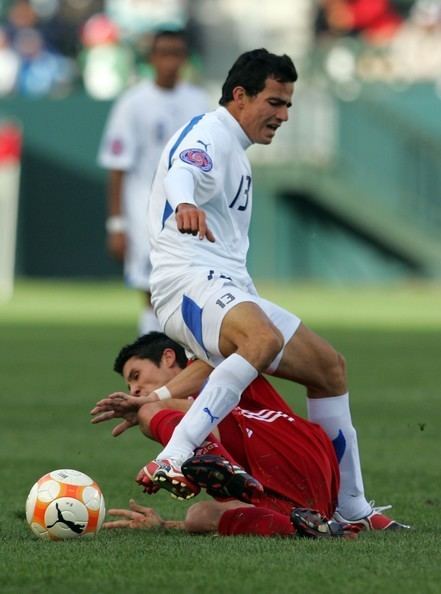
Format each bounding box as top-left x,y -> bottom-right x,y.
40,0 -> 104,58
387,0 -> 441,81
79,13 -> 134,100
0,27 -> 19,95
13,26 -> 75,96
5,0 -> 39,43
316,0 -> 403,44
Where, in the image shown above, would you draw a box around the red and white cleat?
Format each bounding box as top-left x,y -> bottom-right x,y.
137,459 -> 200,501
334,502 -> 410,531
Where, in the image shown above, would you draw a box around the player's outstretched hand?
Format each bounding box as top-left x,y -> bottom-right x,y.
103,499 -> 163,530
90,392 -> 141,436
176,203 -> 215,242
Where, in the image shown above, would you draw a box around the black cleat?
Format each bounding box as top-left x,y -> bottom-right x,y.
291,508 -> 357,539
182,454 -> 264,504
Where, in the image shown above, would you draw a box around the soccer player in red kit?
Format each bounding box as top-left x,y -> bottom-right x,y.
92,332 -> 405,535
142,376 -> 341,537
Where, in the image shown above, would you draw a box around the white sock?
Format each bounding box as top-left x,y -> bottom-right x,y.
138,306 -> 161,336
307,394 -> 372,520
158,353 -> 258,464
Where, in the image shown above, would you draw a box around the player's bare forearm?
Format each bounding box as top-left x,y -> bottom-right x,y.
103,499 -> 185,531
106,170 -> 127,260
162,359 -> 214,399
108,170 -> 124,216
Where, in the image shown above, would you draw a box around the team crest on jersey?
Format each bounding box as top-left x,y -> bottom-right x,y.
179,148 -> 213,172
110,138 -> 124,155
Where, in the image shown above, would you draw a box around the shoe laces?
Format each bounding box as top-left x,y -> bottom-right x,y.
368,500 -> 392,514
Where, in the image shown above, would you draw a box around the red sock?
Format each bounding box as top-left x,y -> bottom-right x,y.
218,506 -> 295,537
149,409 -> 239,465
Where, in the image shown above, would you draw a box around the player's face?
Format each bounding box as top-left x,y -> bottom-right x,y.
239,77 -> 293,145
150,36 -> 188,88
122,356 -> 175,396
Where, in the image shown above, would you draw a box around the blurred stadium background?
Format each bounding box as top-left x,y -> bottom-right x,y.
0,0 -> 440,293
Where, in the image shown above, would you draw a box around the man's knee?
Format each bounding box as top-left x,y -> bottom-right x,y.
241,324 -> 284,370
220,303 -> 284,370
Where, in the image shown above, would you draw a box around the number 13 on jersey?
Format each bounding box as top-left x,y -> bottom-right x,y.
229,175 -> 251,211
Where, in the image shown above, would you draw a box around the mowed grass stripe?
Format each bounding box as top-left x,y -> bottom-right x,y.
1,282 -> 440,593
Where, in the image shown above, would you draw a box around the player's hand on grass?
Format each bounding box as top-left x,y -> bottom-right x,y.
103,499 -> 163,530
176,203 -> 215,242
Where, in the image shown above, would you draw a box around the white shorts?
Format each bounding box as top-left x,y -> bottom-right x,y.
124,205 -> 151,291
163,277 -> 301,368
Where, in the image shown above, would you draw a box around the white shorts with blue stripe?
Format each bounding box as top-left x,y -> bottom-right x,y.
163,276 -> 301,368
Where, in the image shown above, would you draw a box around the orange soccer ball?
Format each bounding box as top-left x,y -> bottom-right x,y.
25,469 -> 106,540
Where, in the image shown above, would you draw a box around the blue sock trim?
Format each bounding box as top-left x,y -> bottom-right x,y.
332,429 -> 347,463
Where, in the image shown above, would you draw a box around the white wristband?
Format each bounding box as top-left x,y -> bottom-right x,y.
154,385 -> 172,401
106,215 -> 127,233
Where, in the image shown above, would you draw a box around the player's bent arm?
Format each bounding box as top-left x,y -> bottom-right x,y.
107,169 -> 125,217
185,500 -> 251,534
164,167 -> 197,211
164,167 -> 215,242
153,359 -> 214,401
138,398 -> 221,441
106,169 -> 127,259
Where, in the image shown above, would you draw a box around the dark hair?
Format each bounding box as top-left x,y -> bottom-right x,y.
219,48 -> 298,106
113,332 -> 188,374
151,29 -> 188,52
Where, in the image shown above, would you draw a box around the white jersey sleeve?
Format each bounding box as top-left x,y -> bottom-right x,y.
164,115 -> 228,210
97,92 -> 138,171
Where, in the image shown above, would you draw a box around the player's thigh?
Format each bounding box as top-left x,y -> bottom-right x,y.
164,279 -> 262,365
165,279 -> 299,367
274,323 -> 346,394
217,301 -> 281,358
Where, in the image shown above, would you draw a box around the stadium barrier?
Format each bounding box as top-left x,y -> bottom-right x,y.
0,121 -> 21,300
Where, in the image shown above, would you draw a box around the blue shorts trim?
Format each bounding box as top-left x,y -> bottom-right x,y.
181,294 -> 206,353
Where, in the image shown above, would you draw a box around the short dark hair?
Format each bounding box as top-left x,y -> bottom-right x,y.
219,48 -> 298,106
113,332 -> 188,374
151,29 -> 188,52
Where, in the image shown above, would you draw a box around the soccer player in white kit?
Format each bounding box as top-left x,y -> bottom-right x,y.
138,49 -> 408,530
98,30 -> 209,334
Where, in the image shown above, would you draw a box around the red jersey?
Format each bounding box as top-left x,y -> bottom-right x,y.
218,376 -> 340,518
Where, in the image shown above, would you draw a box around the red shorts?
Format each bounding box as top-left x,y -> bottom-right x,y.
218,376 -> 340,518
150,376 -> 339,519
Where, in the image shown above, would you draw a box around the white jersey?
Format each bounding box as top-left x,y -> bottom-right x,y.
148,106 -> 256,321
98,79 -> 209,289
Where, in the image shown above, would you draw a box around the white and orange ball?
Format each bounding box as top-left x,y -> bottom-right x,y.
25,469 -> 106,540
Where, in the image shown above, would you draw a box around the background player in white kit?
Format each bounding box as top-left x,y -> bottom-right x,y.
137,49 -> 408,530
98,30 -> 209,334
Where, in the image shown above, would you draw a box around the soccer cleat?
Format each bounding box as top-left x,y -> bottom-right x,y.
291,508 -> 357,540
333,502 -> 411,531
137,459 -> 200,501
181,454 -> 264,504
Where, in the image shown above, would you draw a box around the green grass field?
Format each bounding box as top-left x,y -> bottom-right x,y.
1,280 -> 441,594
